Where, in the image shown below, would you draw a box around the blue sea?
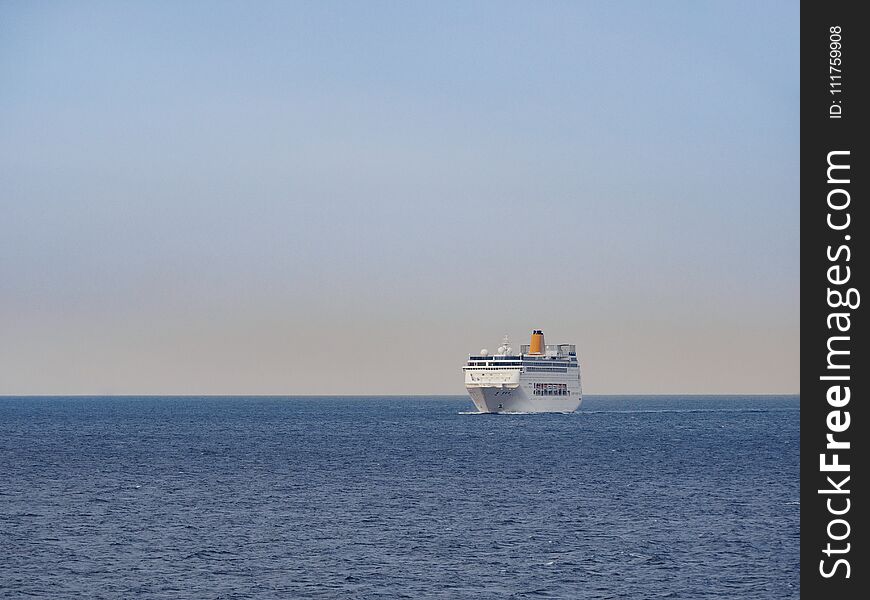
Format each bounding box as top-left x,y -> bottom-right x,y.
0,395 -> 799,598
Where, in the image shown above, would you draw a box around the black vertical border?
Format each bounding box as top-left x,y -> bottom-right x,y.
801,1 -> 867,596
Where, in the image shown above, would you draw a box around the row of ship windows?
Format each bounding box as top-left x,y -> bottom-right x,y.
469,355 -> 576,360
465,366 -> 570,373
525,367 -> 568,373
534,383 -> 569,396
467,362 -> 576,368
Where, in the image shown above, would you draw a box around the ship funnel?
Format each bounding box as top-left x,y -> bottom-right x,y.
529,329 -> 545,354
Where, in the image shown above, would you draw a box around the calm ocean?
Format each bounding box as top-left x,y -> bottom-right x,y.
0,395 -> 799,598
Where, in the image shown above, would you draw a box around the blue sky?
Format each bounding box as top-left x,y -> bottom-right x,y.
0,1 -> 799,394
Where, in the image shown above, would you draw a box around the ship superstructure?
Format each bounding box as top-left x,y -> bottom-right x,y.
463,330 -> 582,413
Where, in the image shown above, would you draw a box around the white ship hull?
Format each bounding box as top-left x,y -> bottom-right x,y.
466,385 -> 581,413
463,331 -> 583,414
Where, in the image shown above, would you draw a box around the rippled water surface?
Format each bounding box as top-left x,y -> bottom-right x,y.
0,396 -> 799,598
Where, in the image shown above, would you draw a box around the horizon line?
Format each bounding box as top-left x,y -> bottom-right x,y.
0,393 -> 801,398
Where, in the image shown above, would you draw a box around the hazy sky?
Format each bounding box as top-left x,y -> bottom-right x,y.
1,1 -> 799,395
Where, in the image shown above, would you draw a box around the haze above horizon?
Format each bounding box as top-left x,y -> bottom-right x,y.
1,1 -> 799,395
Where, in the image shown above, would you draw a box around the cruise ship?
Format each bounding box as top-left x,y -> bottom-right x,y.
463,330 -> 582,413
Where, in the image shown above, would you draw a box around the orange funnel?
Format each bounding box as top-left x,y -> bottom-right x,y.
529,330 -> 545,354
